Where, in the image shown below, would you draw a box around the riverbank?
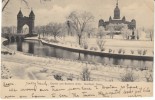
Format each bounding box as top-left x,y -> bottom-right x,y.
1,37 -> 153,82
25,36 -> 153,61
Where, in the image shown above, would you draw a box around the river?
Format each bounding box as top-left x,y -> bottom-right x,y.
5,40 -> 153,70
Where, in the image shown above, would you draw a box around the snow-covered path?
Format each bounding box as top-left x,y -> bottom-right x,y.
1,51 -> 152,82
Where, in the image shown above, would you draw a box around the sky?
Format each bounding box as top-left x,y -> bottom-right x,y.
2,0 -> 154,29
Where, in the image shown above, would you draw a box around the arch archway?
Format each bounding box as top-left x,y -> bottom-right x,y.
17,10 -> 35,35
22,24 -> 29,35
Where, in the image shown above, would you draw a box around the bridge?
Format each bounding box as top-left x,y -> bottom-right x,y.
2,33 -> 38,42
3,34 -> 26,42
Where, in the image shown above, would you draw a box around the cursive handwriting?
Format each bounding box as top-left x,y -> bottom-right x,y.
1,81 -> 153,98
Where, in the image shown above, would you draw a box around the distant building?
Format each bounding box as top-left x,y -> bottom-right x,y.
98,0 -> 136,31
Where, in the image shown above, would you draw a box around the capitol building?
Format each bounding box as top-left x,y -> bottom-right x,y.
98,0 -> 136,31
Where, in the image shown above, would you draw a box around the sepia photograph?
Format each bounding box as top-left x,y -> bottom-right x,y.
1,0 -> 154,82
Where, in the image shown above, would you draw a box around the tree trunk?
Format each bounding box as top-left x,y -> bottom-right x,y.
38,33 -> 40,39
150,33 -> 152,41
78,52 -> 81,60
88,33 -> 90,38
54,36 -> 56,41
43,32 -> 44,37
78,35 -> 81,45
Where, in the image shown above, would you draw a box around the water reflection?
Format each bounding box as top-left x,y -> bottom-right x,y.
17,41 -> 22,51
28,43 -> 34,54
5,40 -> 153,69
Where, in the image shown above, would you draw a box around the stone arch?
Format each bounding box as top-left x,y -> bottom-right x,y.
22,24 -> 29,34
17,10 -> 35,35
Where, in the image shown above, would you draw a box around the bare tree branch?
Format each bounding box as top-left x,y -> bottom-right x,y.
2,0 -> 10,12
2,0 -> 30,12
67,11 -> 94,45
22,0 -> 29,8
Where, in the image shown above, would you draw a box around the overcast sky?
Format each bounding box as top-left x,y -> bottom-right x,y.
2,0 -> 154,29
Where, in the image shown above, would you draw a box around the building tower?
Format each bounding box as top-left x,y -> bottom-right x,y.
17,9 -> 23,34
29,9 -> 35,34
114,0 -> 120,19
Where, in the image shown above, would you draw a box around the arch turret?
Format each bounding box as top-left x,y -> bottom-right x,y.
17,9 -> 23,19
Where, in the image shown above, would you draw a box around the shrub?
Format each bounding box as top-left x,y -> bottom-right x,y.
131,50 -> 134,54
118,49 -> 122,54
109,49 -> 112,53
94,47 -> 98,51
1,65 -> 12,79
121,70 -> 137,82
53,74 -> 63,81
97,39 -> 106,51
81,66 -> 91,81
101,48 -> 105,51
143,50 -> 147,55
90,47 -> 94,50
67,74 -> 74,81
123,50 -> 125,54
145,74 -> 153,82
84,43 -> 88,49
89,47 -> 98,51
137,50 -> 142,55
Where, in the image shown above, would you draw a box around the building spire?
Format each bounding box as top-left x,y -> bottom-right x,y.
116,0 -> 118,6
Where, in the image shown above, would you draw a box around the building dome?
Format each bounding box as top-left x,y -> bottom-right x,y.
114,6 -> 120,12
114,0 -> 120,19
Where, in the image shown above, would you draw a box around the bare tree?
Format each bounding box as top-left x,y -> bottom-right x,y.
67,11 -> 94,45
35,26 -> 42,39
149,30 -> 153,41
2,0 -> 29,12
97,26 -> 106,39
97,39 -> 106,51
81,65 -> 91,81
121,69 -> 137,82
108,24 -> 115,39
47,23 -> 62,41
84,25 -> 95,38
121,25 -> 128,39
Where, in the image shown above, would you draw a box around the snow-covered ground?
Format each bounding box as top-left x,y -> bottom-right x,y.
26,34 -> 153,57
1,51 -> 153,81
1,37 -> 153,82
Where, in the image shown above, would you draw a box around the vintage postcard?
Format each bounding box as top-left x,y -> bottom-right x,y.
1,0 -> 154,99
